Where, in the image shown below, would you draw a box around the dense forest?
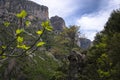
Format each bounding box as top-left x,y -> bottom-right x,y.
0,0 -> 120,80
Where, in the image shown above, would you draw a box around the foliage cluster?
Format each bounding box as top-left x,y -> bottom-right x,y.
81,9 -> 120,80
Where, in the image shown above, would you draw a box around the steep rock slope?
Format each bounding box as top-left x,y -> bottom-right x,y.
0,0 -> 48,20
50,16 -> 66,31
77,38 -> 92,50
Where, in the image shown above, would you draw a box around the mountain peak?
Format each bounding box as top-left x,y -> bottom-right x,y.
50,15 -> 66,31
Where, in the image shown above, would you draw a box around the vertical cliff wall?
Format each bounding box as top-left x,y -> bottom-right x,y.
0,0 -> 49,20
50,16 -> 66,31
0,0 -> 66,31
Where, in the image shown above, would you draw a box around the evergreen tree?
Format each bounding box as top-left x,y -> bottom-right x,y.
85,9 -> 120,80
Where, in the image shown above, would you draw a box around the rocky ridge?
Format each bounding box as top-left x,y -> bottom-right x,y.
50,16 -> 66,31
0,0 -> 66,31
0,0 -> 48,20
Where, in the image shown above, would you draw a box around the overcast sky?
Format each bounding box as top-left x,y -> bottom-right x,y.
30,0 -> 120,41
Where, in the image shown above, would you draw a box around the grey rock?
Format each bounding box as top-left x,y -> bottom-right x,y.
77,38 -> 92,50
50,16 -> 66,31
0,0 -> 49,20
68,51 -> 86,80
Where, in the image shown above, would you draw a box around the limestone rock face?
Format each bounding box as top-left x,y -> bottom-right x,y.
0,0 -> 49,20
77,38 -> 92,50
50,16 -> 66,31
0,0 -> 67,31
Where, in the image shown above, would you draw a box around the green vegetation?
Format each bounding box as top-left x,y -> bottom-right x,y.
0,10 -> 55,80
81,9 -> 120,80
0,9 -> 120,80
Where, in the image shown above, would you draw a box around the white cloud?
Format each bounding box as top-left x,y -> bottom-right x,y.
30,0 -> 80,18
80,31 -> 97,41
76,0 -> 120,41
30,0 -> 120,41
77,12 -> 109,31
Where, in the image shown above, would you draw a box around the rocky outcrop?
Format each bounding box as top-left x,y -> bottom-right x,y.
68,51 -> 86,80
77,38 -> 92,50
0,0 -> 67,31
50,16 -> 66,31
0,0 -> 49,20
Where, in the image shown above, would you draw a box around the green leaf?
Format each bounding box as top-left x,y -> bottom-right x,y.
16,10 -> 27,18
1,45 -> 6,49
1,55 -> 6,59
41,21 -> 49,27
41,21 -> 53,31
101,53 -> 108,58
3,21 -> 10,27
97,69 -> 110,77
41,22 -> 45,27
17,44 -> 30,50
36,42 -> 45,47
25,20 -> 31,27
36,30 -> 43,35
17,36 -> 24,43
45,26 -> 53,31
96,43 -> 106,48
16,29 -> 24,35
44,21 -> 49,26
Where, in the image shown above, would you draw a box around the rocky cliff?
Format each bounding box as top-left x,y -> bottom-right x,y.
0,0 -> 66,30
77,38 -> 92,50
0,0 -> 49,20
50,16 -> 66,31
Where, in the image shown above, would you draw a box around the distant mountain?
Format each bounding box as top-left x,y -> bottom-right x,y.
77,38 -> 92,50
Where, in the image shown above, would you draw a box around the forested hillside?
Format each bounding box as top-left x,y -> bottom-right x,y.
82,9 -> 120,80
0,0 -> 120,80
